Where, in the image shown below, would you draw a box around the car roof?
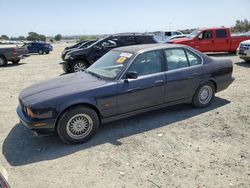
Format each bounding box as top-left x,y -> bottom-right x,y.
113,43 -> 186,53
110,33 -> 154,37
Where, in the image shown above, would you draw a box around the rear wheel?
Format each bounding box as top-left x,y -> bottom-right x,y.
0,56 -> 7,66
192,81 -> 215,108
12,59 -> 20,64
71,60 -> 89,73
38,49 -> 44,55
57,106 -> 99,144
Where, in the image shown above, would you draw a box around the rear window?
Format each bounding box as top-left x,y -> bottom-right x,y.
216,29 -> 227,38
135,36 -> 155,44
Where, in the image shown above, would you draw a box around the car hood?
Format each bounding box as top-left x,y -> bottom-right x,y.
169,37 -> 192,44
20,72 -> 107,105
241,39 -> 250,45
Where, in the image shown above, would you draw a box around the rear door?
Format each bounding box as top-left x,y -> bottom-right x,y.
117,50 -> 165,114
164,48 -> 203,102
213,29 -> 230,52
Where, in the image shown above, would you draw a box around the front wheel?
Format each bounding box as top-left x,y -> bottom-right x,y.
57,106 -> 99,144
192,82 -> 215,108
38,49 -> 44,55
71,60 -> 89,73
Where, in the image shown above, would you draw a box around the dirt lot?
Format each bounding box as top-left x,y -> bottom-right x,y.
0,44 -> 249,188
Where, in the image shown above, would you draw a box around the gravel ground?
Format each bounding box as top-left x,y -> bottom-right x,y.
0,44 -> 249,188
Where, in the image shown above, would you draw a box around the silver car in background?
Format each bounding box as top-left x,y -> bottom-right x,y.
237,39 -> 250,62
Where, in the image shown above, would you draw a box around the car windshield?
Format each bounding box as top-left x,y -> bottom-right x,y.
187,30 -> 201,38
78,40 -> 95,49
87,50 -> 133,79
87,38 -> 106,48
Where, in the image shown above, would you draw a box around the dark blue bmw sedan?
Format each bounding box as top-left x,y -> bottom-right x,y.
17,44 -> 234,144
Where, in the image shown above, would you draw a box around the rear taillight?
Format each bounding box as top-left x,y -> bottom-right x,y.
13,48 -> 17,55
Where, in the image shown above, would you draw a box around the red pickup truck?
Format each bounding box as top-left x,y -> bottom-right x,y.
169,27 -> 250,53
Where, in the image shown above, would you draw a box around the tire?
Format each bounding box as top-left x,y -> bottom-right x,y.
38,49 -> 44,55
192,81 -> 215,108
12,59 -> 20,64
45,51 -> 49,54
57,106 -> 99,144
70,60 -> 89,73
0,55 -> 7,66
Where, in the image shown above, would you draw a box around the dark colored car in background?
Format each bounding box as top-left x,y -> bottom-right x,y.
60,34 -> 158,73
0,46 -> 28,66
17,44 -> 234,144
23,42 -> 53,54
61,40 -> 97,61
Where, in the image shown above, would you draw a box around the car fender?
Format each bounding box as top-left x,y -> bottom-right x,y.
55,97 -> 100,126
194,77 -> 218,93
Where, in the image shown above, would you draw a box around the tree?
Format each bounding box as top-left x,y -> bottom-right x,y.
1,35 -> 9,40
231,19 -> 250,33
54,34 -> 62,41
18,36 -> 26,40
26,32 -> 46,41
38,34 -> 46,42
77,35 -> 96,42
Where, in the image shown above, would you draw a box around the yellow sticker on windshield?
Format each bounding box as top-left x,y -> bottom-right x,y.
116,57 -> 127,64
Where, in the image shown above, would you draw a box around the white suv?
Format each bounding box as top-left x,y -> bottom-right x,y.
237,40 -> 250,62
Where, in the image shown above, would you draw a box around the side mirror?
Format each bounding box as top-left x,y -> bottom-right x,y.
94,45 -> 101,50
198,34 -> 203,40
125,71 -> 138,79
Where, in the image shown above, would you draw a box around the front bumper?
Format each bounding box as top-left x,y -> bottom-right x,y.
16,105 -> 55,131
59,61 -> 70,73
237,48 -> 250,60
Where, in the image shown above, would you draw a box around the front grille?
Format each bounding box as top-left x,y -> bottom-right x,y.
240,44 -> 250,50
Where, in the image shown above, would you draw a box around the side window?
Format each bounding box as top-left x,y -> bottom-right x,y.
198,30 -> 213,40
128,50 -> 162,76
165,32 -> 172,36
185,49 -> 202,66
164,49 -> 189,71
216,29 -> 227,38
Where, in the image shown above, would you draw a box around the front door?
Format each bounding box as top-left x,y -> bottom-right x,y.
117,50 -> 165,114
195,30 -> 215,52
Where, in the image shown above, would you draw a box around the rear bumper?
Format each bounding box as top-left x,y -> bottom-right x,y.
216,77 -> 235,92
16,105 -> 55,131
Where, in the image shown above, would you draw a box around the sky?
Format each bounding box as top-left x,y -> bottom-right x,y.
0,0 -> 249,37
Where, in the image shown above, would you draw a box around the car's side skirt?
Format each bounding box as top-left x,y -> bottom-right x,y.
101,97 -> 192,124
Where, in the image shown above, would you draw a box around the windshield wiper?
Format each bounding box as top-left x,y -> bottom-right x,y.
85,70 -> 103,80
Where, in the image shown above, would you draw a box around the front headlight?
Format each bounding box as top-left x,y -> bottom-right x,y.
26,107 -> 39,118
65,54 -> 71,60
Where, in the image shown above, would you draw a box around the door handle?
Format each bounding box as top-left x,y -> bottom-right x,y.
155,80 -> 164,84
126,87 -> 141,93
